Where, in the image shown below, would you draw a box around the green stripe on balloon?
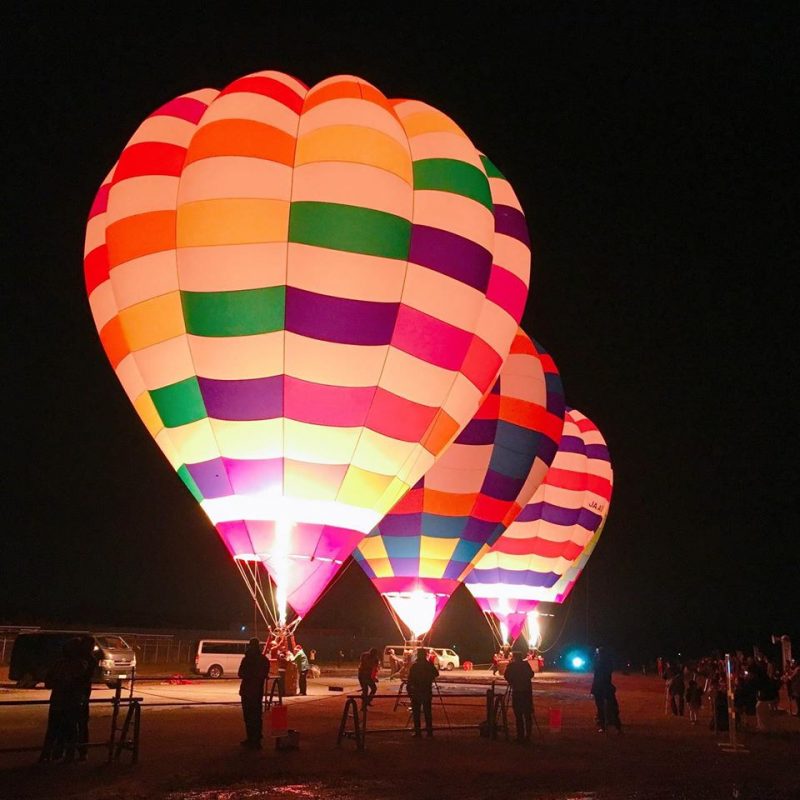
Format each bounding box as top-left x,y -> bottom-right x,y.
149,377 -> 206,427
289,201 -> 411,259
479,154 -> 505,180
413,159 -> 493,210
181,287 -> 286,336
177,464 -> 204,502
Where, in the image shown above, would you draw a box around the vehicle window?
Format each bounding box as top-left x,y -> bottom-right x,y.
95,636 -> 129,650
446,650 -> 455,656
201,642 -> 248,655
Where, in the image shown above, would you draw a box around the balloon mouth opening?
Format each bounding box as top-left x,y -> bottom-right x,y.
383,590 -> 441,639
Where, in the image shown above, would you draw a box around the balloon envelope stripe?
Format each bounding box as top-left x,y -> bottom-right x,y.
181,287 -> 286,336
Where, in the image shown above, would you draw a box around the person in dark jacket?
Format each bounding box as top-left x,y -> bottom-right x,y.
503,651 -> 535,742
238,638 -> 269,749
407,648 -> 439,737
357,648 -> 380,706
667,664 -> 685,716
39,638 -> 88,762
76,636 -> 98,761
591,647 -> 622,732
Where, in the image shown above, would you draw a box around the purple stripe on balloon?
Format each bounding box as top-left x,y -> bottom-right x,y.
454,418 -> 497,445
186,458 -> 234,499
387,557 -> 420,575
585,444 -> 610,460
556,434 -> 587,455
537,436 -> 559,465
461,517 -> 500,543
409,225 -> 492,292
443,560 -> 467,580
481,470 -> 525,501
375,513 -> 422,538
469,566 -> 561,588
285,287 -> 398,345
516,502 -> 585,526
493,204 -> 530,247
576,507 -> 603,531
198,376 -> 283,421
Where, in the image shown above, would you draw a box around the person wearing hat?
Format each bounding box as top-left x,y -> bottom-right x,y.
238,638 -> 269,749
504,650 -> 535,742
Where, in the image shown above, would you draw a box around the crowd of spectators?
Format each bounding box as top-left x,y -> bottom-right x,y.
658,651 -> 800,733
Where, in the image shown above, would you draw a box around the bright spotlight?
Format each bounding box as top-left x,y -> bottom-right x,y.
571,656 -> 585,669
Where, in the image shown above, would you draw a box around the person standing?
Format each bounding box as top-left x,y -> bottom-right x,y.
504,651 -> 535,743
358,647 -> 380,706
40,638 -> 87,762
685,674 -> 702,725
76,636 -> 98,761
667,664 -> 685,716
238,638 -> 269,749
293,644 -> 310,695
591,647 -> 622,733
407,648 -> 439,737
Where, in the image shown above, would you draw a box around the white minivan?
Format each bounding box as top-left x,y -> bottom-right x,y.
430,648 -> 460,670
192,639 -> 251,678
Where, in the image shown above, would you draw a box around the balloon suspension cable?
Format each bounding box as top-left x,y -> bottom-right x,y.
537,598 -> 575,655
483,611 -> 506,649
235,559 -> 278,630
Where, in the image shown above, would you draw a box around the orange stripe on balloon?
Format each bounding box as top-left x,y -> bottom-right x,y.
99,316 -> 129,368
106,210 -> 176,268
184,120 -> 296,165
423,489 -> 475,516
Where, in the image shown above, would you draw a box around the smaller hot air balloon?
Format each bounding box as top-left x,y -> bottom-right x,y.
465,408 -> 613,645
354,331 -> 565,639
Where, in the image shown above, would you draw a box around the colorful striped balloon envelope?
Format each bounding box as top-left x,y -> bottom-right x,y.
83,71 -> 531,625
465,408 -> 613,642
353,331 -> 564,637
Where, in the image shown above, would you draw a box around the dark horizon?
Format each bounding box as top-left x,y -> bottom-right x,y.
4,6 -> 796,662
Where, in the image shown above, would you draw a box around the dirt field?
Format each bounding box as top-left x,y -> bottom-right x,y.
1,672 -> 798,800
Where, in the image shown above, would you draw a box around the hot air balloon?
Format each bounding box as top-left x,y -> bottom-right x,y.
354,331 -> 565,639
83,71 -> 531,630
465,408 -> 613,644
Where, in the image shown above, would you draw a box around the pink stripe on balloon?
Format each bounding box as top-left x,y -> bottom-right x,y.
392,306 -> 473,371
486,266 -> 528,322
152,96 -> 209,124
285,377 -> 374,427
89,183 -> 110,219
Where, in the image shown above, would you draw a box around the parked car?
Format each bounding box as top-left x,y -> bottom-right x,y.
9,630 -> 136,688
192,639 -> 252,678
430,648 -> 460,670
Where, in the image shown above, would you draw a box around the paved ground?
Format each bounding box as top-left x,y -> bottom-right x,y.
1,671 -> 798,799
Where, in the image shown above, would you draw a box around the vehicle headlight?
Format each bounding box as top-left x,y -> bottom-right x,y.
100,659 -> 114,668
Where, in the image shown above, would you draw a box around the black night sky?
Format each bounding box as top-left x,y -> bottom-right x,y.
4,5 -> 796,662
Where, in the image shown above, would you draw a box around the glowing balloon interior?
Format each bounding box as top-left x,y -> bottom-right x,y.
466,408 -> 613,638
83,71 -> 531,624
354,331 -> 564,636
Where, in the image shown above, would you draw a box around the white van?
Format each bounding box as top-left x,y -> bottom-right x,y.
192,639 -> 251,678
430,648 -> 460,670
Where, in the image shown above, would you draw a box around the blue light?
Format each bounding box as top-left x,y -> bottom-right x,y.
571,656 -> 585,669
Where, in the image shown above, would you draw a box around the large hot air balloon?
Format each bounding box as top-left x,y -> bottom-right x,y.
354,331 -> 564,638
465,408 -> 613,643
83,71 -> 531,628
